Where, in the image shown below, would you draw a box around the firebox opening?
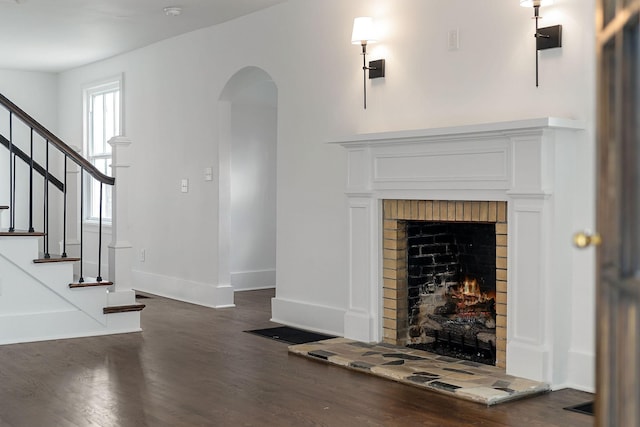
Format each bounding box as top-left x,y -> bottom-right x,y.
405,221 -> 497,365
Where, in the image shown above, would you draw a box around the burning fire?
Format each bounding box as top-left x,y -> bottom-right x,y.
449,277 -> 496,312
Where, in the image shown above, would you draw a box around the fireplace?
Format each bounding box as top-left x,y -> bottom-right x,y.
382,200 -> 507,367
333,117 -> 586,385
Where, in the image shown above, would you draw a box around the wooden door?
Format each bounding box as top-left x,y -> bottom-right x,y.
595,1 -> 640,425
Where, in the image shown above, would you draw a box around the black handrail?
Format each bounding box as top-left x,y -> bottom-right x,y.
0,134 -> 64,191
0,93 -> 114,186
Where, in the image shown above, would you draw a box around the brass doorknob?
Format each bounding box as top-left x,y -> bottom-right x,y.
573,231 -> 602,248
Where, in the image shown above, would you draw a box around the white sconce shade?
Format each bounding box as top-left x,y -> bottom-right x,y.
520,0 -> 554,6
351,17 -> 377,44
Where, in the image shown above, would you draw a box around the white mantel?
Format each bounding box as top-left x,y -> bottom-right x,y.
332,118 -> 586,387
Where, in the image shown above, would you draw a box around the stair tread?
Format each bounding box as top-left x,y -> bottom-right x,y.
34,256 -> 81,264
103,304 -> 146,314
69,280 -> 113,288
0,230 -> 45,236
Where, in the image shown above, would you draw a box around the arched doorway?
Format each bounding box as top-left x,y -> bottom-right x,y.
218,67 -> 277,300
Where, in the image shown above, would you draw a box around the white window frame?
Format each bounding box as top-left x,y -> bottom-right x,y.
82,74 -> 123,225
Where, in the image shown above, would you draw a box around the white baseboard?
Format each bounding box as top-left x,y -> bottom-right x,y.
271,297 -> 344,337
231,269 -> 276,291
565,349 -> 595,393
0,309 -> 141,345
507,344 -> 595,392
132,269 -> 235,308
344,309 -> 377,342
506,342 -> 549,383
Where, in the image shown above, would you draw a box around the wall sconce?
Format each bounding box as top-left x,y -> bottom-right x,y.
351,17 -> 386,109
520,0 -> 562,87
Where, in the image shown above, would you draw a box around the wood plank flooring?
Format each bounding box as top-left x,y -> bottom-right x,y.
0,290 -> 594,426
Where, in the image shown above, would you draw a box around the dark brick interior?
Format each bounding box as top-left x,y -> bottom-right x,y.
406,222 -> 496,312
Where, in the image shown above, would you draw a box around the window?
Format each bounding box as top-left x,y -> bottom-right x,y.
83,77 -> 122,223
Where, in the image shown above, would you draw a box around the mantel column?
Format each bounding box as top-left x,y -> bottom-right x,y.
345,195 -> 379,342
107,136 -> 133,292
342,146 -> 379,342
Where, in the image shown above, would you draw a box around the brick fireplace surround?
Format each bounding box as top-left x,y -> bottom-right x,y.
382,199 -> 508,367
333,118 -> 585,386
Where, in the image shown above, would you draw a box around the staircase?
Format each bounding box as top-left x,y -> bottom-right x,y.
0,94 -> 144,345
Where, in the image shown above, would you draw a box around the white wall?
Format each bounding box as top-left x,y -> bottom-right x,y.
55,0 -> 596,389
0,70 -> 58,129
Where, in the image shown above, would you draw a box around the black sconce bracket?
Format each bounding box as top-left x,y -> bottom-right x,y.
536,24 -> 562,50
530,3 -> 562,87
368,59 -> 386,79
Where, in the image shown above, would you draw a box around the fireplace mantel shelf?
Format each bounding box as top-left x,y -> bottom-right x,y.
330,117 -> 584,146
336,117 -> 586,388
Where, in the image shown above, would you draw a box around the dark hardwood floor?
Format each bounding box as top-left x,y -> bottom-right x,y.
0,289 -> 594,426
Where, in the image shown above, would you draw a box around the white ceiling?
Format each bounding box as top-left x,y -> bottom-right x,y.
0,0 -> 288,73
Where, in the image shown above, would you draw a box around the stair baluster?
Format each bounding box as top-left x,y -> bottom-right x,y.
96,182 -> 103,282
62,157 -> 67,257
11,154 -> 16,231
79,168 -> 84,283
8,112 -> 14,232
28,129 -> 34,233
43,140 -> 50,258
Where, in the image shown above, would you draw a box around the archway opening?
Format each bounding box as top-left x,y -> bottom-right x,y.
219,67 -> 277,297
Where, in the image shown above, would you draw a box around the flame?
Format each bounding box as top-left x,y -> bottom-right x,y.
462,277 -> 479,296
449,277 -> 495,310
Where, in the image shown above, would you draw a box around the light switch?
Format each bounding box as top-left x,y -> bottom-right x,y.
448,29 -> 459,51
204,167 -> 213,181
181,179 -> 189,193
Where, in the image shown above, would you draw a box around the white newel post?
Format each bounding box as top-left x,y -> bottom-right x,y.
107,136 -> 133,294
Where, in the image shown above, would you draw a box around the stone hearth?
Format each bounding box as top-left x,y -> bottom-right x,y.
289,338 -> 549,406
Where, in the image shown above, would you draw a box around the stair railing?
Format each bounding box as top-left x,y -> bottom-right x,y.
0,93 -> 115,284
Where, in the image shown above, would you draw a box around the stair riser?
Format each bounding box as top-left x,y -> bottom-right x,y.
0,247 -> 109,325
0,237 -> 40,263
0,257 -> 73,315
0,206 -> 6,229
0,310 -> 141,345
107,289 -> 137,306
